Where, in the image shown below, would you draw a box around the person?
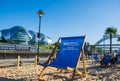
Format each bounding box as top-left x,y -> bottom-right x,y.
110,53 -> 116,66
100,56 -> 104,65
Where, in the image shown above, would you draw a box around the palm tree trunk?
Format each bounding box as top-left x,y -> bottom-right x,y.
110,33 -> 112,54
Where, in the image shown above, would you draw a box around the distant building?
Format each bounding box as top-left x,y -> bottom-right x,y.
0,26 -> 53,45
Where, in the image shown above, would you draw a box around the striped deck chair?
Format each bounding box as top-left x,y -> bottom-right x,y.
38,36 -> 87,80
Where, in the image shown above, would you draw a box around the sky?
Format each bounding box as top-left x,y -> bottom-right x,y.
0,0 -> 120,44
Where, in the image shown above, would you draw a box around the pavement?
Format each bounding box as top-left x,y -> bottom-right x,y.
0,57 -> 48,68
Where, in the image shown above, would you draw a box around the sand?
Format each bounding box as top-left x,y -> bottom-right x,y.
0,60 -> 120,81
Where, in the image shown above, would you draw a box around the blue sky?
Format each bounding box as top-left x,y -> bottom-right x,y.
0,0 -> 120,44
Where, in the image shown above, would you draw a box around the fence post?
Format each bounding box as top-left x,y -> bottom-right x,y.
35,55 -> 37,67
17,55 -> 20,69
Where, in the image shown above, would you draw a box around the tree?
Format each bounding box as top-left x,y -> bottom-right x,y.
105,26 -> 118,54
117,37 -> 120,42
92,45 -> 97,53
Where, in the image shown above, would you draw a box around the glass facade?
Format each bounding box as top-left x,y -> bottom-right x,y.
0,26 -> 53,45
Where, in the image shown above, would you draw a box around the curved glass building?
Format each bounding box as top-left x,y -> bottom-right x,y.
0,26 -> 53,45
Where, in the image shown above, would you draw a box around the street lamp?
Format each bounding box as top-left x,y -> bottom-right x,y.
35,10 -> 44,66
37,10 -> 44,64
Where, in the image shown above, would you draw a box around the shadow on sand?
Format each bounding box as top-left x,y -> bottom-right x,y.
0,77 -> 25,81
43,72 -> 71,81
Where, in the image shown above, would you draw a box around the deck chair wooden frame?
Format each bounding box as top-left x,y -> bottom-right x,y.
38,36 -> 87,81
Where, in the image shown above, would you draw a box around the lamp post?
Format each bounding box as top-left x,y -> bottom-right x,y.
36,10 -> 44,65
37,10 -> 44,54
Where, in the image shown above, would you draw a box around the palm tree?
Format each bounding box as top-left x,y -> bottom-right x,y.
117,37 -> 120,42
105,26 -> 118,54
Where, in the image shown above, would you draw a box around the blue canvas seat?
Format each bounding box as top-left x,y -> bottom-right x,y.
115,54 -> 120,64
103,55 -> 111,65
93,54 -> 100,63
38,36 -> 87,80
100,55 -> 111,66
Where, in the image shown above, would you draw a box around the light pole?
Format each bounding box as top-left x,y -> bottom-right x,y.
36,10 -> 44,64
37,10 -> 44,54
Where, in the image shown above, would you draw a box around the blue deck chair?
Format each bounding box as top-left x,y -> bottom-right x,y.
102,55 -> 111,66
93,54 -> 100,63
115,54 -> 120,64
38,36 -> 87,80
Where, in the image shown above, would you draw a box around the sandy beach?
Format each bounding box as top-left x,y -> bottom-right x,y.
0,60 -> 120,81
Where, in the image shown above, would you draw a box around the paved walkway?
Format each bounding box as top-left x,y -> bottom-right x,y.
0,57 -> 48,67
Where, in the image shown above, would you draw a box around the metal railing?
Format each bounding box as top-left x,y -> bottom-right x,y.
0,44 -> 37,52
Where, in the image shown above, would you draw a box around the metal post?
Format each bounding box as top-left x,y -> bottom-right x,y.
38,16 -> 41,55
36,10 -> 44,66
